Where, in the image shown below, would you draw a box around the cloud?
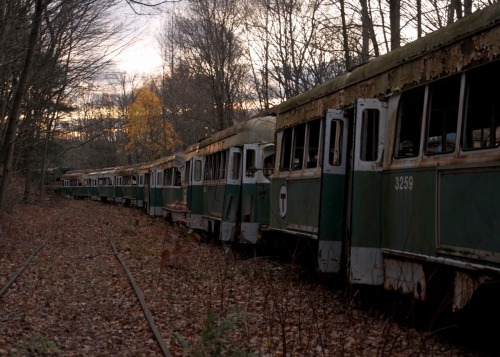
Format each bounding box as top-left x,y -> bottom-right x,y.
112,3 -> 164,75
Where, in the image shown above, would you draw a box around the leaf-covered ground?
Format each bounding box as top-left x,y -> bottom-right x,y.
0,184 -> 486,356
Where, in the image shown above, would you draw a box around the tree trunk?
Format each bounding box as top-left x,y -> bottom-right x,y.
339,0 -> 352,70
0,0 -> 44,211
448,0 -> 461,24
359,0 -> 379,62
417,0 -> 422,38
464,0 -> 472,16
390,0 -> 401,50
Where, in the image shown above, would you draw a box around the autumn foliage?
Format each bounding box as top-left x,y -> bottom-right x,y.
125,87 -> 182,162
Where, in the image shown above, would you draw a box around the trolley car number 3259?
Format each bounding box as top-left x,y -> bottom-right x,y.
395,176 -> 413,190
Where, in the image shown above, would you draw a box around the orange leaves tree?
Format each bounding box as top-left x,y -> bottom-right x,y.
125,86 -> 182,162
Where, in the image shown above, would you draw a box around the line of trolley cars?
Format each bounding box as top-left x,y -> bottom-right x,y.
61,3 -> 500,313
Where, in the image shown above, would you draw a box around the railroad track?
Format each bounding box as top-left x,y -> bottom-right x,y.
0,196 -> 490,356
99,217 -> 171,357
0,200 -> 171,356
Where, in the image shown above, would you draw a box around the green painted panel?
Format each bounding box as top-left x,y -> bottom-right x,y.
270,175 -> 345,240
241,183 -> 271,224
440,169 -> 500,253
319,173 -> 346,242
270,178 -> 321,234
150,187 -> 164,209
70,186 -> 86,197
381,168 -> 436,255
163,187 -> 183,206
270,178 -> 286,229
287,179 -> 320,232
123,186 -> 138,199
62,186 -> 70,196
187,185 -> 203,214
137,187 -> 144,201
115,187 -> 123,198
202,184 -> 225,218
222,184 -> 240,222
351,171 -> 381,248
99,187 -> 113,198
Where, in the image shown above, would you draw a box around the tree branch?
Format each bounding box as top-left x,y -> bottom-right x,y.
125,0 -> 182,13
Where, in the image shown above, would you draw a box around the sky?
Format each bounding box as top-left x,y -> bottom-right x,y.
111,2 -> 167,76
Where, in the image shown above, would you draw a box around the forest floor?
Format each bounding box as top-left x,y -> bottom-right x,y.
0,176 -> 494,356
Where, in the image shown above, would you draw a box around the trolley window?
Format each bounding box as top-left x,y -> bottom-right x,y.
462,61 -> 500,150
204,155 -> 214,180
203,151 -> 227,181
174,168 -> 181,186
183,161 -> 190,184
99,177 -> 112,186
360,109 -> 379,161
329,120 -> 343,166
264,152 -> 275,178
425,75 -> 460,155
245,149 -> 256,177
306,119 -> 321,169
292,123 -> 305,170
164,168 -> 173,186
219,150 -> 227,179
280,128 -> 293,171
231,152 -> 241,179
394,88 -> 425,159
194,160 -> 202,181
156,171 -> 163,186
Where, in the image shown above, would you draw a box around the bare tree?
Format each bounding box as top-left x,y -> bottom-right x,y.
337,0 -> 353,70
244,0 -> 347,101
358,0 -> 380,62
0,1 -> 31,147
124,0 -> 182,14
0,0 -> 124,207
242,0 -> 273,110
416,0 -> 423,38
172,0 -> 248,131
0,0 -> 45,210
389,0 -> 401,50
155,5 -> 208,147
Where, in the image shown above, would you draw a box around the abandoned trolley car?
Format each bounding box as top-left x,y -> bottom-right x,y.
267,3 -> 500,311
60,3 -> 500,312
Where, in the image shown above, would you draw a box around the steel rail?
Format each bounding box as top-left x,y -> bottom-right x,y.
0,236 -> 51,299
99,218 -> 172,357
